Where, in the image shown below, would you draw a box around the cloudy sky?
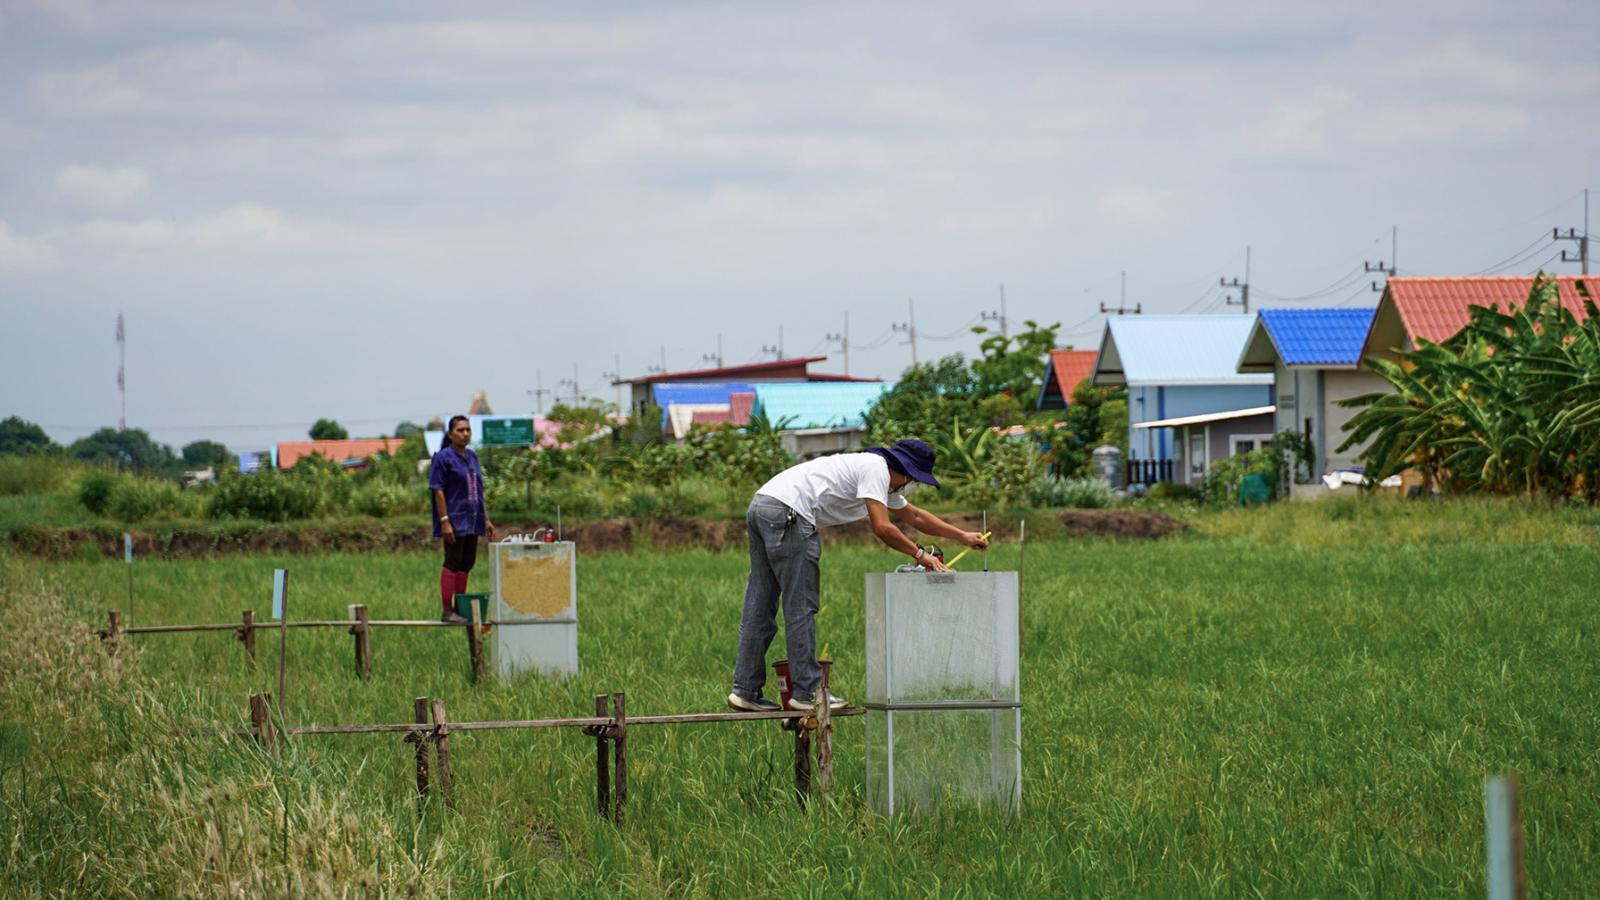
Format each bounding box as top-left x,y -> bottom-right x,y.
2,0 -> 1596,452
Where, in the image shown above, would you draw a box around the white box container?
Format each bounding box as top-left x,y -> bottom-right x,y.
489,540 -> 578,677
863,571 -> 1020,816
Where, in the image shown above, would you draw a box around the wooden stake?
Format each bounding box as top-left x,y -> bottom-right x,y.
239,610 -> 256,662
407,697 -> 431,800
105,610 -> 121,656
594,694 -> 610,817
815,670 -> 833,797
612,692 -> 627,825
466,602 -> 486,684
350,604 -> 372,680
429,698 -> 455,808
793,717 -> 812,807
249,693 -> 278,756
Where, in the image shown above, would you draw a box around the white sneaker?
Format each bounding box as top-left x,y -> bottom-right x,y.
786,692 -> 848,712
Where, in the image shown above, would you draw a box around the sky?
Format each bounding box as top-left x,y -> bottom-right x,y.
2,0 -> 1597,453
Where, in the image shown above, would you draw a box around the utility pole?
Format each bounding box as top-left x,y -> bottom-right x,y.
701,334 -> 724,369
1555,189 -> 1590,274
1365,226 -> 1397,292
526,369 -> 552,416
1100,271 -> 1142,315
115,310 -> 126,432
981,284 -> 1009,337
891,298 -> 918,366
601,354 -> 623,412
555,363 -> 582,405
761,326 -> 786,360
1223,249 -> 1252,314
826,313 -> 850,375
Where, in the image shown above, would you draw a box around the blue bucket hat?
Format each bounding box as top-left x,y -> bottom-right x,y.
865,438 -> 940,489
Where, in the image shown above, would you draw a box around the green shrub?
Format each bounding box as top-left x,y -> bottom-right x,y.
78,472 -> 118,515
207,470 -> 325,521
1146,481 -> 1201,503
351,481 -> 422,518
0,456 -> 74,497
622,486 -> 665,519
106,477 -> 196,522
1031,475 -> 1116,509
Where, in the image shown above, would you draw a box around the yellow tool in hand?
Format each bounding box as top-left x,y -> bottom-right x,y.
944,531 -> 992,570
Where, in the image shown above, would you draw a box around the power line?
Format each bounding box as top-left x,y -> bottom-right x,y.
1467,232 -> 1555,276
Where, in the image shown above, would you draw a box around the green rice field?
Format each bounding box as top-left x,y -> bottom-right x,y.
2,497 -> 1598,896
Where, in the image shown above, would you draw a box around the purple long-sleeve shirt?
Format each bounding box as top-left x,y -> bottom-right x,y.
429,446 -> 487,537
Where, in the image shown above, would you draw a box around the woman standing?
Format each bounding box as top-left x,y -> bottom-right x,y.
430,415 -> 495,623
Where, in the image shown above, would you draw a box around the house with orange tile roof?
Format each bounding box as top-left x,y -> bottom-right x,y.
1360,275 -> 1596,363
275,438 -> 410,470
1035,349 -> 1098,409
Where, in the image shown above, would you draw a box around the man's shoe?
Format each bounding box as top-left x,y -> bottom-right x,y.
786,692 -> 848,712
440,611 -> 469,624
727,692 -> 782,713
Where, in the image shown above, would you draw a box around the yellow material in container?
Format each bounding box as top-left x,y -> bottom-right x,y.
499,553 -> 573,618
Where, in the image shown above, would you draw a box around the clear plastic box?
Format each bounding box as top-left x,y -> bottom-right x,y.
490,540 -> 578,677
863,571 -> 1021,815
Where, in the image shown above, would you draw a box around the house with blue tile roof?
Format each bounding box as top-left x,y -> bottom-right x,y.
1236,307 -> 1386,482
1091,315 -> 1274,484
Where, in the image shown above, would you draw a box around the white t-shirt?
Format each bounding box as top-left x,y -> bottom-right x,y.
756,452 -> 908,527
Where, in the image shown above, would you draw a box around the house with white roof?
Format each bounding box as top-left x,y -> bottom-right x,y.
1092,315 -> 1273,485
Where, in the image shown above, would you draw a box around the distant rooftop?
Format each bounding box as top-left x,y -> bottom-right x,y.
1238,308 -> 1377,372
613,356 -> 878,385
1093,315 -> 1271,387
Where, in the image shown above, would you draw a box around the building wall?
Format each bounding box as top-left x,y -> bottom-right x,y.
1127,383 -> 1273,461
1321,369 -> 1390,471
1169,412 -> 1276,486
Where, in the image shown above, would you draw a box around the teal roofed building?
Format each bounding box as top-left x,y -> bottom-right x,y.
753,382 -> 896,459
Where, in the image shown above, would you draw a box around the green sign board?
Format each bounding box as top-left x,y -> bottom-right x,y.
480,418 -> 536,447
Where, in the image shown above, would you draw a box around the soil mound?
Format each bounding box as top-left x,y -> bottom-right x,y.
1057,509 -> 1187,539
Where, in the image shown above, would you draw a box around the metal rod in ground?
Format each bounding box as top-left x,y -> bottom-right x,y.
612,692 -> 627,825
429,698 -> 455,808
1485,775 -> 1526,900
408,698 -> 431,801
249,693 -> 278,756
240,610 -> 256,662
466,603 -> 486,683
594,694 -> 610,817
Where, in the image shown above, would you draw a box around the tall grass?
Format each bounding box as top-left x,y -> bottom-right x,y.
4,497 -> 1598,895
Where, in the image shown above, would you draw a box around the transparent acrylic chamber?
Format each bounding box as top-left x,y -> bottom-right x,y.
489,541 -> 579,677
864,571 -> 1021,815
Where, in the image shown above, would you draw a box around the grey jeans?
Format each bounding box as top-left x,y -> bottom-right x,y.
732,495 -> 823,701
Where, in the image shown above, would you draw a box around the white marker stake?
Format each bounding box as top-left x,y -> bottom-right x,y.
123,533 -> 134,625
1485,776 -> 1525,900
272,569 -> 289,720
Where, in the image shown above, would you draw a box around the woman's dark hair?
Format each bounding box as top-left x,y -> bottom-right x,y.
447,415 -> 469,431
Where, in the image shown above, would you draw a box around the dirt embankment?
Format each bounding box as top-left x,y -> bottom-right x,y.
4,508 -> 1185,560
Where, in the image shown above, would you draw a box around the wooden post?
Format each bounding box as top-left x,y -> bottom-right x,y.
594,694 -> 611,817
793,718 -> 812,807
1485,776 -> 1526,900
104,610 -> 121,656
612,692 -> 627,825
239,610 -> 256,662
429,698 -> 455,809
249,693 -> 278,756
465,602 -> 486,684
815,694 -> 833,798
407,697 -> 431,801
349,604 -> 372,680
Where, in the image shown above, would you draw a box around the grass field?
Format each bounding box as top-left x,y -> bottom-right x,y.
2,497 -> 1598,896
